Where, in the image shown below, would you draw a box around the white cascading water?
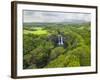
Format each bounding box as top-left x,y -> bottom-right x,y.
58,35 -> 64,45
60,36 -> 64,45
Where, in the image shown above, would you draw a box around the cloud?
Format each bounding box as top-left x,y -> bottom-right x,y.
23,10 -> 91,23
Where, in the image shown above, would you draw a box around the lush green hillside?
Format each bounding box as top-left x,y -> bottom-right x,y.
23,23 -> 91,69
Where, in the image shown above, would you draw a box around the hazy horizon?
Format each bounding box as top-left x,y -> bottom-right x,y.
23,10 -> 91,23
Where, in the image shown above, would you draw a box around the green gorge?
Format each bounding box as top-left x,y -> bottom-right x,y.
23,23 -> 91,69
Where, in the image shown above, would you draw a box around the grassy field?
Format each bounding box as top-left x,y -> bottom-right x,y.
24,27 -> 48,35
23,23 -> 91,69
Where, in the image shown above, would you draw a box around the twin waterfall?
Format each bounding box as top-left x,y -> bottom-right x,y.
58,35 -> 64,45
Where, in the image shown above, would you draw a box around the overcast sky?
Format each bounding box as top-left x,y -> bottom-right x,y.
23,10 -> 91,23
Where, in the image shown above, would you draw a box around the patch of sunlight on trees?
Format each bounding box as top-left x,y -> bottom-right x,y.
24,28 -> 48,35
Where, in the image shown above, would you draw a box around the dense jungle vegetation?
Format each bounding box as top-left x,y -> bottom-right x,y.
23,22 -> 91,69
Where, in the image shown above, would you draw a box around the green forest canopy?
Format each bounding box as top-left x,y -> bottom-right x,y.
23,23 -> 91,69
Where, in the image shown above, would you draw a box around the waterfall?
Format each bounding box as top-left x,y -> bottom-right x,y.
58,35 -> 64,45
60,36 -> 64,45
58,36 -> 61,45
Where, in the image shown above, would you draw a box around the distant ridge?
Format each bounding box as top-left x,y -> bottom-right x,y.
24,19 -> 90,24
23,20 -> 90,27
